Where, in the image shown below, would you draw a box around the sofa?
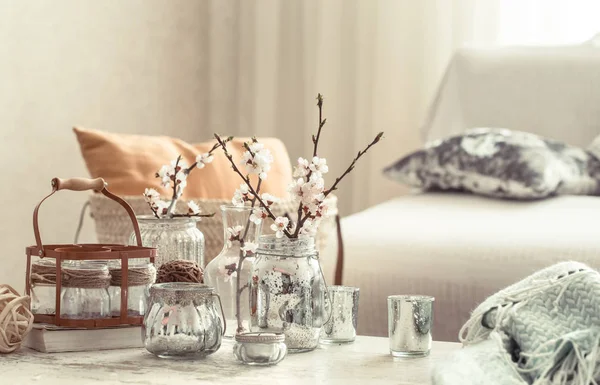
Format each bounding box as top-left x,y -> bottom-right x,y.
341,40 -> 600,342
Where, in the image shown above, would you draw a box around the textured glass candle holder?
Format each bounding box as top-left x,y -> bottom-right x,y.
387,295 -> 434,357
320,286 -> 359,344
233,332 -> 287,366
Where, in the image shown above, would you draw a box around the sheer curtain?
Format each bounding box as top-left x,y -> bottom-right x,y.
195,0 -> 600,215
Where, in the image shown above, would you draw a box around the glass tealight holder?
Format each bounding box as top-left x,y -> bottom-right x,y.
388,295 -> 434,357
320,286 -> 360,344
234,332 -> 287,366
30,259 -> 58,315
60,262 -> 111,319
108,263 -> 156,317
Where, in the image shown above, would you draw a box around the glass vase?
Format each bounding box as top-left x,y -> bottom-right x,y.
203,206 -> 261,338
250,235 -> 329,353
129,216 -> 205,268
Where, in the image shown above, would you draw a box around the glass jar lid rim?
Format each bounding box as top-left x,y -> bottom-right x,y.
235,332 -> 285,343
151,282 -> 214,293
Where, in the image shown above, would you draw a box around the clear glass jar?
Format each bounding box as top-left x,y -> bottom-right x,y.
108,263 -> 156,317
60,262 -> 111,319
129,216 -> 205,268
233,332 -> 287,365
250,235 -> 329,352
204,206 -> 261,337
143,283 -> 225,358
30,259 -> 57,315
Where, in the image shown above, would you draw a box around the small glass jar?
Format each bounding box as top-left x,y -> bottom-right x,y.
143,283 -> 225,358
234,332 -> 287,366
129,216 -> 205,269
60,262 -> 111,319
30,259 -> 58,315
108,263 -> 156,317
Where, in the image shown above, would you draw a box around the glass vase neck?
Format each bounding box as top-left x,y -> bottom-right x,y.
220,205 -> 262,252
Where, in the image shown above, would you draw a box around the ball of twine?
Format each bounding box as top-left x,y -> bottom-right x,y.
0,284 -> 34,354
156,260 -> 204,283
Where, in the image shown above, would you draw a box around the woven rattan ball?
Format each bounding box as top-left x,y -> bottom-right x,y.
156,260 -> 204,283
0,285 -> 34,353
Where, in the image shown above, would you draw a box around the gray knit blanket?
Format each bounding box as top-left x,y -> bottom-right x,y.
433,262 -> 600,385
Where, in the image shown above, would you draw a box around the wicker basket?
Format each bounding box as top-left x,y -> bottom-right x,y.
88,194 -> 339,280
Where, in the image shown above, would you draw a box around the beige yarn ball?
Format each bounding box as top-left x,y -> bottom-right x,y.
0,284 -> 34,353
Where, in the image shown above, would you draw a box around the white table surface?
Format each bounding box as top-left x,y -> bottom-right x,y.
2,336 -> 460,385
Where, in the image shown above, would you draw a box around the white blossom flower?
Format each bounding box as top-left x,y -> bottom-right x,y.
249,207 -> 267,224
187,200 -> 200,215
260,193 -> 279,207
157,165 -> 173,187
232,183 -> 251,207
226,225 -> 244,247
289,178 -> 305,202
218,259 -> 238,282
171,159 -> 188,172
270,217 -> 289,238
143,188 -> 160,203
293,157 -> 310,178
241,143 -> 273,180
241,242 -> 258,256
154,200 -> 170,217
309,156 -> 329,175
174,171 -> 188,198
299,218 -> 320,236
195,152 -> 214,169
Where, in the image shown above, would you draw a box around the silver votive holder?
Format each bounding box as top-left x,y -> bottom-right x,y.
233,332 -> 287,366
320,286 -> 360,344
387,295 -> 434,357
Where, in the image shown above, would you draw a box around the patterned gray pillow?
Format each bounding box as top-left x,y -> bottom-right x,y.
383,128 -> 600,199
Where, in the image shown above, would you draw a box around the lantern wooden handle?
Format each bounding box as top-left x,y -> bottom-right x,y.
52,177 -> 106,192
33,177 -> 144,257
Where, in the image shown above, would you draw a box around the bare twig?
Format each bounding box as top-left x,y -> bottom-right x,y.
312,93 -> 326,157
323,132 -> 384,197
166,155 -> 182,216
185,137 -> 232,174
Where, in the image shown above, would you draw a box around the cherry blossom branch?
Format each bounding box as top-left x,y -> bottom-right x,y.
148,204 -> 161,219
166,155 -> 182,216
312,93 -> 326,157
292,132 -> 384,234
214,134 -> 292,238
293,94 -> 326,236
185,138 -> 231,174
323,132 -> 384,197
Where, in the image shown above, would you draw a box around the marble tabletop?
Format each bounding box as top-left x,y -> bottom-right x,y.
2,336 -> 460,385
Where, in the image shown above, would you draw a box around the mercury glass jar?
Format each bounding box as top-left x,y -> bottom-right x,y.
250,235 -> 329,352
108,263 -> 156,317
129,216 -> 205,268
30,258 -> 58,315
204,206 -> 261,338
60,262 -> 111,319
233,332 -> 287,365
143,283 -> 225,358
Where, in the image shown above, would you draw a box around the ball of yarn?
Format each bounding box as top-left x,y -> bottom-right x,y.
156,260 -> 204,283
0,285 -> 34,353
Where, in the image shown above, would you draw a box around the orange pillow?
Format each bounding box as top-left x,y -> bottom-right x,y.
73,127 -> 293,199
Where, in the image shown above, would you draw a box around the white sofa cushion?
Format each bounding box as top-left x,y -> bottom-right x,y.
341,192 -> 600,341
